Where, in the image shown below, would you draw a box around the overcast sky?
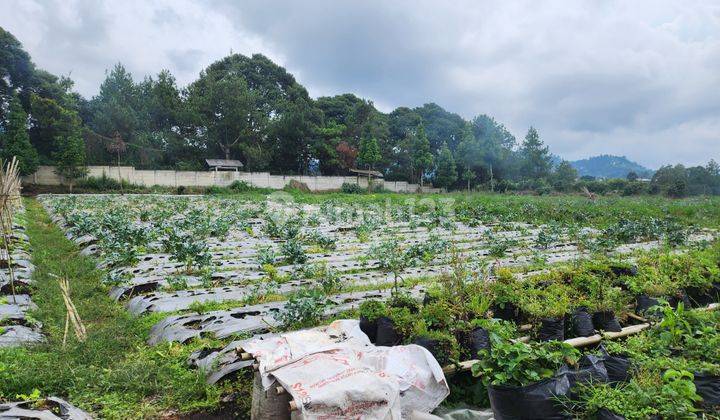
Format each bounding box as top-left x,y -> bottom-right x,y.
2,0 -> 719,168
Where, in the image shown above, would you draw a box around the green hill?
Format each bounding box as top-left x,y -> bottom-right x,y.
570,155 -> 654,179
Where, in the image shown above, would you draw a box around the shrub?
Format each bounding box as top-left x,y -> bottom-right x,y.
341,182 -> 365,194
358,300 -> 388,322
228,180 -> 255,192
273,289 -> 326,330
472,338 -> 580,387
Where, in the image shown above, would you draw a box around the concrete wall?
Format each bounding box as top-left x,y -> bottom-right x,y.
23,166 -> 443,193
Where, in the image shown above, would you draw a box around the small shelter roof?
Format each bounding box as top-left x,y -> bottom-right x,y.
205,159 -> 244,171
350,168 -> 383,178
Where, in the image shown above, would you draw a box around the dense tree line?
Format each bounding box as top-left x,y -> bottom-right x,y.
1,27 -> 718,196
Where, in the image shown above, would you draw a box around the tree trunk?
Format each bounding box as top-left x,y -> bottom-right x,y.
367,164 -> 371,190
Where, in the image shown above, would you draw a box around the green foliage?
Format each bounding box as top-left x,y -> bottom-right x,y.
0,95 -> 39,175
273,289 -> 327,330
358,300 -> 387,322
358,137 -> 381,169
574,369 -> 701,419
341,182 -> 365,194
54,131 -> 87,191
410,125 -> 433,184
520,127 -> 551,180
551,161 -> 578,192
0,201 -> 241,418
471,338 -> 580,387
281,238 -> 308,264
161,227 -> 212,272
433,141 -> 457,189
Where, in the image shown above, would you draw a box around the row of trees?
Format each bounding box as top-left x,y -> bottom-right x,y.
0,26 -> 575,190
1,26 -> 718,196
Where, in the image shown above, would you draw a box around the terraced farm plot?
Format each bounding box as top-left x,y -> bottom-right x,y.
6,193 -> 719,419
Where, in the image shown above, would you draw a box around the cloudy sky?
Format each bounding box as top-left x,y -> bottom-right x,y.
2,0 -> 719,168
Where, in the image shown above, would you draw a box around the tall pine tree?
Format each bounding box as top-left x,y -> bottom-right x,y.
0,95 -> 39,175
54,116 -> 87,192
434,141 -> 457,189
520,127 -> 551,179
411,125 -> 433,186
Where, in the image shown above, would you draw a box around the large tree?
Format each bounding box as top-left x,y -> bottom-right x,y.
54,130 -> 87,192
0,27 -> 35,120
552,161 -> 578,192
434,141 -> 457,189
358,137 -> 382,184
185,71 -> 261,161
0,95 -> 39,175
410,125 -> 433,186
520,127 -> 551,179
88,63 -> 146,165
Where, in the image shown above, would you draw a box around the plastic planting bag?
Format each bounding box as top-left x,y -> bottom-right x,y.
570,307 -> 594,337
599,347 -> 631,384
488,375 -> 571,420
375,316 -> 402,346
694,372 -> 720,406
635,295 -> 660,314
557,355 -> 609,399
591,311 -> 622,332
538,317 -> 565,341
469,327 -> 491,355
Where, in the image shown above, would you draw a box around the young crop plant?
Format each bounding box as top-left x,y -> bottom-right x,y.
273,288 -> 327,330
255,245 -> 276,267
471,337 -> 580,387
281,238 -> 308,264
161,226 -> 212,273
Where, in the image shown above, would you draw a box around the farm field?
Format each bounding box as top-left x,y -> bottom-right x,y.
1,191 -> 720,419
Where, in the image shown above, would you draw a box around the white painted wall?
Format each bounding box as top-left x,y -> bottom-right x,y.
24,166 -> 443,193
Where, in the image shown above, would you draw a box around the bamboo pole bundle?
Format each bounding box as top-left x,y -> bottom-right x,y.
50,274 -> 88,346
0,157 -> 22,300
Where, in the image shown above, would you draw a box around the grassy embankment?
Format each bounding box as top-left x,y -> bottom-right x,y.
0,199 -> 249,419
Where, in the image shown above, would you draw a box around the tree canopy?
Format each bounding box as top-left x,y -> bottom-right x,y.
1,25 -> 718,196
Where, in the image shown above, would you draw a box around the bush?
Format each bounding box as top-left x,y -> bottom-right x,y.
341,182 -> 365,194
228,180 -> 255,192
78,174 -> 138,191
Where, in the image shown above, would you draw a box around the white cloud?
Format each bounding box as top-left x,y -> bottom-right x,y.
2,0 -> 719,167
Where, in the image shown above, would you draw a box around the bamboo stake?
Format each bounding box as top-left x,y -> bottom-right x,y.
0,158 -> 21,301
50,274 -> 87,346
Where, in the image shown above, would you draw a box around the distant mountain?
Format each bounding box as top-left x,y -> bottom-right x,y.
569,155 -> 654,179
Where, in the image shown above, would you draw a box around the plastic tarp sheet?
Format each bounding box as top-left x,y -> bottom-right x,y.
0,397 -> 92,419
243,319 -> 449,419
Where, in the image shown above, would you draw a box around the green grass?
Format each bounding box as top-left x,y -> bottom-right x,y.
0,199 -> 250,419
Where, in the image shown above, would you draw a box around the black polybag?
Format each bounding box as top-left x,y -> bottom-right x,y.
359,315 -> 378,343
413,336 -> 452,365
488,375 -> 571,420
375,316 -> 401,346
635,295 -> 660,314
600,349 -> 631,383
557,355 -> 609,390
694,372 -> 720,406
595,408 -> 626,420
538,317 -> 565,341
492,302 -> 521,323
469,327 -> 491,356
592,311 -> 622,332
609,264 -> 638,277
686,286 -> 716,307
570,307 -> 594,337
669,291 -> 691,309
